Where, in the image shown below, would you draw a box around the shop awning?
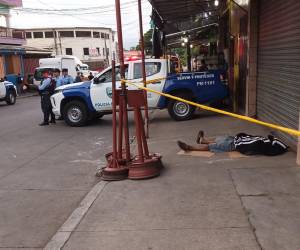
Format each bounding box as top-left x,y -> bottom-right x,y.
0,44 -> 25,54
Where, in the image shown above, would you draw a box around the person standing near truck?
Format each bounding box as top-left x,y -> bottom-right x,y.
88,72 -> 94,81
74,72 -> 82,83
60,68 -> 73,86
80,72 -> 85,82
53,69 -> 63,87
198,59 -> 208,71
16,73 -> 23,94
38,70 -> 55,126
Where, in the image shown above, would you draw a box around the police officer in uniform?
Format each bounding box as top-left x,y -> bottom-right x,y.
53,68 -> 62,87
61,68 -> 74,86
38,70 -> 55,126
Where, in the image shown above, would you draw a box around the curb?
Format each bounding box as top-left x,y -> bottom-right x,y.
17,93 -> 39,99
43,181 -> 108,250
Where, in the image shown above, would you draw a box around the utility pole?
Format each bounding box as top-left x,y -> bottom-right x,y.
53,29 -> 58,55
104,35 -> 109,66
138,0 -> 149,137
58,31 -> 62,55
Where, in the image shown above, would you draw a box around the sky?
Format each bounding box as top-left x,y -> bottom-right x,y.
9,0 -> 152,49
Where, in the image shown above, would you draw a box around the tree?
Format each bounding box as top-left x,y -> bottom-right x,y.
136,28 -> 153,55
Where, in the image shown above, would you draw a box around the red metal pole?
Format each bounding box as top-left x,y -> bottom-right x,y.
137,0 -> 149,138
123,98 -> 131,162
134,107 -> 144,163
115,0 -> 125,79
117,97 -> 123,160
115,0 -> 131,162
111,60 -> 117,167
138,108 -> 150,158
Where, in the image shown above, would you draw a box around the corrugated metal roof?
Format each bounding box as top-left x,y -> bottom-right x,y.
149,0 -> 219,34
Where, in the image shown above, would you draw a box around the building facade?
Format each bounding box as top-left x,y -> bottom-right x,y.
25,27 -> 117,70
0,0 -> 26,82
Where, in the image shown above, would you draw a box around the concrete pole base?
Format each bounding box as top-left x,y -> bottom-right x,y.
100,166 -> 129,181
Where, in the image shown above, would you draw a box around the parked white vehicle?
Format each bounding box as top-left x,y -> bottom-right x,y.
56,55 -> 97,77
33,57 -> 77,86
0,80 -> 17,105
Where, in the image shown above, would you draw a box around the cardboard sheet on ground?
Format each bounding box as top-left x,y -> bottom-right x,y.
177,150 -> 215,158
228,151 -> 249,158
177,150 -> 248,159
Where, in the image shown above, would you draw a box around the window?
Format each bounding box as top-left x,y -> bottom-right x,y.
25,32 -> 32,39
93,31 -> 100,38
33,32 -> 43,38
97,65 -> 128,83
103,48 -> 105,56
106,48 -> 109,56
96,47 -> 100,55
101,33 -> 109,39
76,31 -> 91,37
59,31 -> 74,38
66,48 -> 73,55
133,62 -> 161,79
45,31 -> 54,38
83,48 -> 89,56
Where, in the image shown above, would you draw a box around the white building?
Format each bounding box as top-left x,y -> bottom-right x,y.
25,27 -> 118,70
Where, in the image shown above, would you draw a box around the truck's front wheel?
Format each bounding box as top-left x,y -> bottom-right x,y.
167,93 -> 195,121
63,100 -> 88,127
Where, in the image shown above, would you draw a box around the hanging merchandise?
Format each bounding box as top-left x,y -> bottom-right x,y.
152,27 -> 162,59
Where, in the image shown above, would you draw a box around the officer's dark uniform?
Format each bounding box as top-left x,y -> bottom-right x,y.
38,72 -> 55,126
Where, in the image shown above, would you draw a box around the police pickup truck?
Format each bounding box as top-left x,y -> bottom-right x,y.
51,59 -> 228,127
0,80 -> 17,105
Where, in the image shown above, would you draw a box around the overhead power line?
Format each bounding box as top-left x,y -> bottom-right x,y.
13,0 -> 147,14
11,0 -> 151,30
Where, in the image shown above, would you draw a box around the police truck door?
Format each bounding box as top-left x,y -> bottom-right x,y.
131,60 -> 166,108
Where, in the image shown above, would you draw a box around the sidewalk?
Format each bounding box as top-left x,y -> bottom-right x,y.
58,111 -> 300,250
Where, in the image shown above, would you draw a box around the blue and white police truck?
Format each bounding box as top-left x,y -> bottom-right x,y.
50,59 -> 228,127
0,80 -> 17,105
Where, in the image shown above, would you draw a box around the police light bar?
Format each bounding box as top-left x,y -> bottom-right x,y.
125,56 -> 141,62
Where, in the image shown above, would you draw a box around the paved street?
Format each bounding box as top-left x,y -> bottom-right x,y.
0,96 -> 112,248
1,96 -> 300,250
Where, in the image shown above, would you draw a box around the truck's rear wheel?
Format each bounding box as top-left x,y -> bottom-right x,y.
63,100 -> 88,127
167,93 -> 195,121
6,90 -> 16,105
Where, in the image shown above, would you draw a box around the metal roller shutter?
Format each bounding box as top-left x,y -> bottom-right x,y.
257,0 -> 300,147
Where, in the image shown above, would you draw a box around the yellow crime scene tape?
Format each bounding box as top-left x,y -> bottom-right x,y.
123,79 -> 300,137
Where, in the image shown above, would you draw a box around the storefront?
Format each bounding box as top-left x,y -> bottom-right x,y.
148,0 -> 300,150
256,0 -> 300,147
23,46 -> 52,84
0,45 -> 25,82
224,0 -> 300,148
